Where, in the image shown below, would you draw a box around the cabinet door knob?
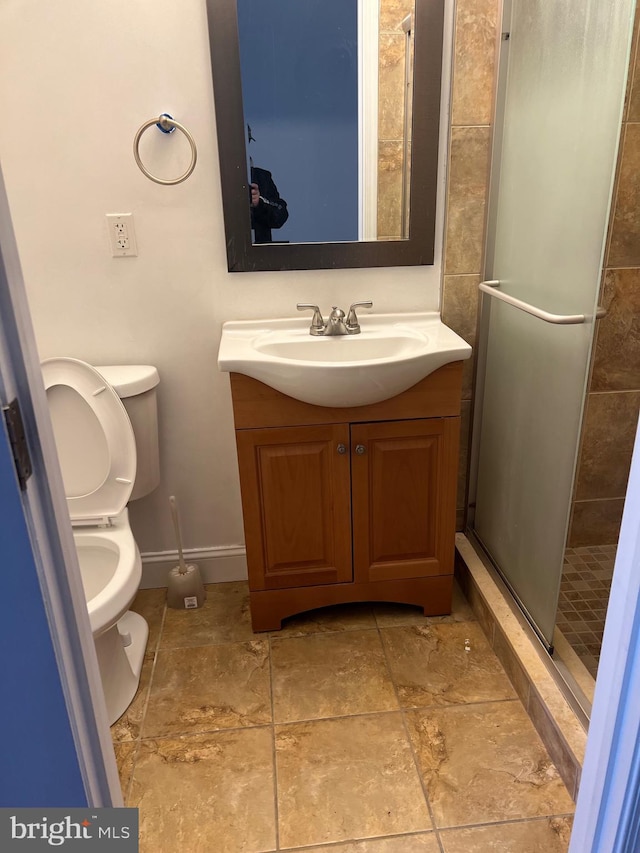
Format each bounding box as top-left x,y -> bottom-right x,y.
337,443 -> 347,454
355,444 -> 366,455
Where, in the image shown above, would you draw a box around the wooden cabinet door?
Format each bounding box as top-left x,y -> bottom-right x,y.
236,424 -> 353,590
351,418 -> 460,583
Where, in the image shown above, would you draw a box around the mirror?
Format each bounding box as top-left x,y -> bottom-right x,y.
206,0 -> 444,272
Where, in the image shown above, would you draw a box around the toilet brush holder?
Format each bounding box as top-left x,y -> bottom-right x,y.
166,495 -> 206,610
167,563 -> 206,609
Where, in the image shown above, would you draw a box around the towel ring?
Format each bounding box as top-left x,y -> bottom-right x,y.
133,113 -> 197,185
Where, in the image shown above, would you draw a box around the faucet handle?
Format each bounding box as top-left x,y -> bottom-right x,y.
346,301 -> 373,332
297,303 -> 325,333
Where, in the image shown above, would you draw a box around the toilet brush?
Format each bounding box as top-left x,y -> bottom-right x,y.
166,495 -> 206,609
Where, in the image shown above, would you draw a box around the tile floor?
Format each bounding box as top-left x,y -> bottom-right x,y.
557,545 -> 616,678
113,581 -> 575,852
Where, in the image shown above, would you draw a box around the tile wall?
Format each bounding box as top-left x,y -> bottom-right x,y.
569,11 -> 640,547
376,0 -> 501,510
440,0 -> 500,528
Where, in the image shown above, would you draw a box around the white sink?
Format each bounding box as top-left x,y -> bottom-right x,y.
218,312 -> 472,408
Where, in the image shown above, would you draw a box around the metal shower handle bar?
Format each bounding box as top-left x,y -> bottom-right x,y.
133,113 -> 198,185
479,280 -> 606,325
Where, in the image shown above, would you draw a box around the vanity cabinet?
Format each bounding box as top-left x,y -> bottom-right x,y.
236,423 -> 353,591
228,362 -> 463,631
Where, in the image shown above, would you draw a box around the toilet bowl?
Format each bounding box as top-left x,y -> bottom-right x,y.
73,512 -> 148,724
42,357 -> 160,725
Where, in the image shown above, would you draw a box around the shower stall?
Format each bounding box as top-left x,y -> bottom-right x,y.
467,0 -> 639,716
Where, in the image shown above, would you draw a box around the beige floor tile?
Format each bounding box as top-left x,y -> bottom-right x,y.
129,728 -> 276,853
440,816 -> 573,852
285,834 -> 440,852
160,581 -> 256,648
381,622 -> 516,708
273,602 -> 377,638
373,582 -> 474,628
130,588 -> 166,652
111,652 -> 154,742
143,641 -> 271,737
113,741 -> 137,797
271,630 -> 398,722
276,713 -> 432,849
406,702 -> 574,828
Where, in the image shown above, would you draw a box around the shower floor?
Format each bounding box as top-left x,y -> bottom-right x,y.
556,545 -> 617,678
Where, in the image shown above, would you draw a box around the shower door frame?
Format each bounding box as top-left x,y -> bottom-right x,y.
465,0 -> 584,653
466,0 -> 634,665
465,0 -> 511,548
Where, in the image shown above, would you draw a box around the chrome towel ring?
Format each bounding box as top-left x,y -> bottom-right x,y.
133,113 -> 197,185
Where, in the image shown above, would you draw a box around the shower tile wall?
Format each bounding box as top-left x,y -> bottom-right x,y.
367,0 -> 501,510
569,10 -> 640,548
377,0 -> 501,521
441,0 -> 500,529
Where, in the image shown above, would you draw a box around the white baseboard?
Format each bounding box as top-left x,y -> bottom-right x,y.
140,545 -> 248,588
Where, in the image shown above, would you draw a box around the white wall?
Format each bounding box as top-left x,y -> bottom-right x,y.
0,0 -> 447,556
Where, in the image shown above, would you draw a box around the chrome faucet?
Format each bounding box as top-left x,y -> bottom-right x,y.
325,306 -> 348,335
297,301 -> 373,336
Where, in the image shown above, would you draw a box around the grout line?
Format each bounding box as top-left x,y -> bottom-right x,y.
603,263 -> 640,270
437,811 -> 577,834
156,635 -> 273,652
375,620 -> 445,853
269,707 -> 404,731
135,722 -> 274,742
267,632 -> 281,851
278,829 -> 441,851
450,122 -> 492,130
132,696 -> 524,743
120,600 -> 167,804
123,651 -> 159,803
157,627 -> 385,652
276,812 -> 577,851
148,597 -> 168,655
269,626 -> 380,646
582,389 -> 640,398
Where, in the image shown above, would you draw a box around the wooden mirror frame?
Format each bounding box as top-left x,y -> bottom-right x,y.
206,0 -> 445,272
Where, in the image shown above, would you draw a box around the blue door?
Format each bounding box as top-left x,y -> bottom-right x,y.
0,411 -> 86,806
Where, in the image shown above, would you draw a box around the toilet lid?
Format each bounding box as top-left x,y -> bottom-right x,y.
41,357 -> 136,521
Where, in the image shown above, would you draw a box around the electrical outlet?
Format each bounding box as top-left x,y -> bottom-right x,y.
106,213 -> 138,257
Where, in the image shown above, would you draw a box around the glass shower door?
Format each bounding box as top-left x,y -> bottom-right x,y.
470,0 -> 635,647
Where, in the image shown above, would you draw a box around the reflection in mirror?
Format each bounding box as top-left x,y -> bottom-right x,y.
206,0 -> 444,271
239,0 -> 358,245
401,11 -> 415,239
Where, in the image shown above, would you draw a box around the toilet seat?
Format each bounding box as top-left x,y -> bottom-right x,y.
41,357 -> 136,523
72,511 -> 141,636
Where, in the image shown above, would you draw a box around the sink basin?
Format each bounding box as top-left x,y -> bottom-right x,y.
254,330 -> 427,363
218,312 -> 472,408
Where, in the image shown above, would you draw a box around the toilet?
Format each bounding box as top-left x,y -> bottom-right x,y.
41,357 -> 160,725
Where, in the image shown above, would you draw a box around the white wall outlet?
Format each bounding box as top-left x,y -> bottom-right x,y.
106,213 -> 138,257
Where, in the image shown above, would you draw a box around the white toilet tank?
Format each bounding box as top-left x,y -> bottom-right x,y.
94,365 -> 160,501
